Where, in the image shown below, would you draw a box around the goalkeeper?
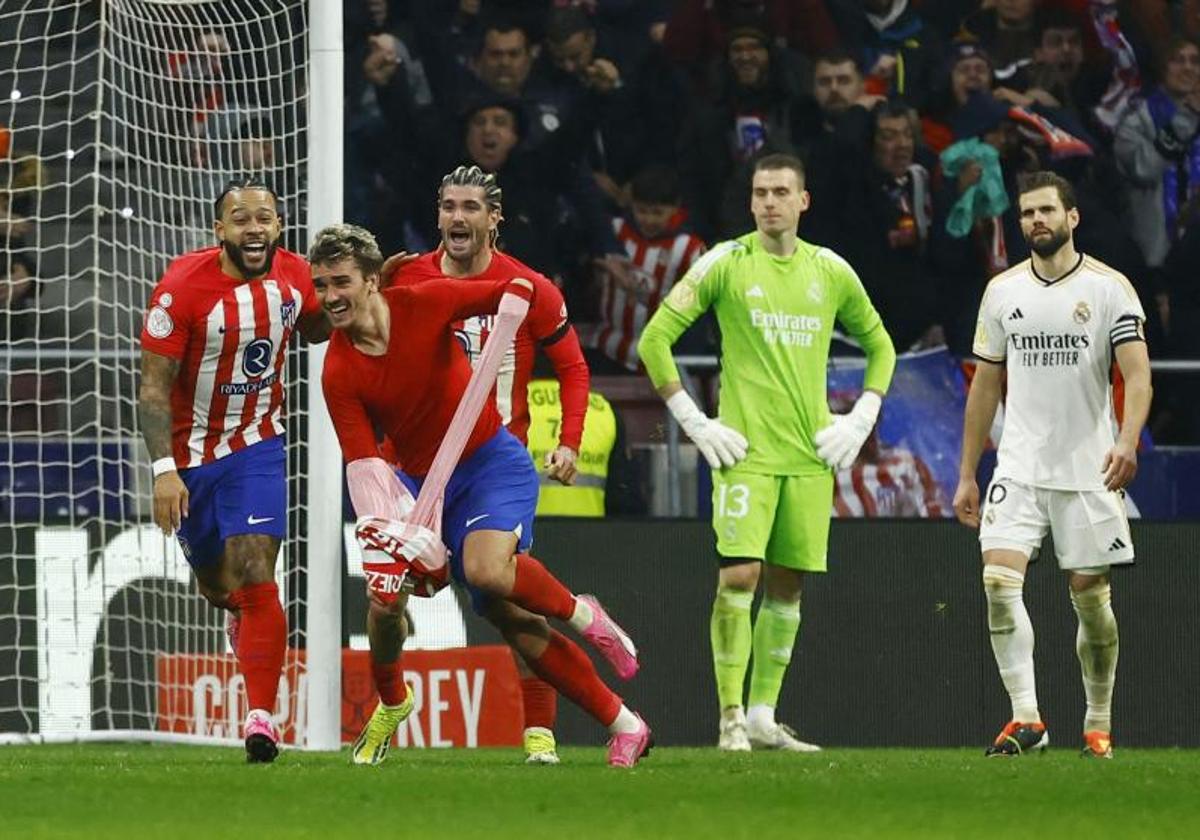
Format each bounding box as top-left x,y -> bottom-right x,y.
638,154 -> 895,752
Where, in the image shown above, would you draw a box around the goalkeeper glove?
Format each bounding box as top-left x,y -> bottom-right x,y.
667,390 -> 749,469
814,391 -> 882,471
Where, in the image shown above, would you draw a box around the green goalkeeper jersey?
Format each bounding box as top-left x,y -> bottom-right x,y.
639,232 -> 895,476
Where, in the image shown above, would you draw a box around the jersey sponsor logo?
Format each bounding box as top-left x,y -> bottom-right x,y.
1008,330 -> 1090,368
749,308 -> 822,347
146,305 -> 174,339
219,371 -> 279,395
1073,301 -> 1091,324
242,338 -> 275,377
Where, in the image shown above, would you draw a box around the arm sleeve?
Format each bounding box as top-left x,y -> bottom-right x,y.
321,356 -> 383,462
420,277 -> 535,322
530,277 -> 588,450
543,328 -> 589,451
830,251 -> 896,394
1107,275 -> 1148,348
345,457 -> 416,519
971,284 -> 1008,363
140,280 -> 192,359
637,241 -> 733,388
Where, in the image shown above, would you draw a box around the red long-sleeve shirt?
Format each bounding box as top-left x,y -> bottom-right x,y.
322,277 -> 532,476
394,250 -> 589,450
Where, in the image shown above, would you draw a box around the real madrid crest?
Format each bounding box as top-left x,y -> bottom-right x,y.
807,280 -> 823,304
668,278 -> 698,309
1073,301 -> 1091,324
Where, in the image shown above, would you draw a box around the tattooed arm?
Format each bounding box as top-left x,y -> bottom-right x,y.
139,349 -> 188,535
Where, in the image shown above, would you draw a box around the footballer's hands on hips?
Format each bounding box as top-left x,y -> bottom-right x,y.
545,445 -> 579,485
152,472 -> 189,536
378,250 -> 420,288
1102,439 -> 1138,491
666,390 -> 748,469
952,477 -> 981,528
814,391 -> 881,471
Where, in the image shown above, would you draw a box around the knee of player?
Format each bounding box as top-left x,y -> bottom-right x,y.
462,553 -> 514,594
717,559 -> 761,593
196,580 -> 232,610
1069,579 -> 1112,611
981,564 -> 1025,597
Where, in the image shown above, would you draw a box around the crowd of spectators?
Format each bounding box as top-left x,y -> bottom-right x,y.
340,0 -> 1200,441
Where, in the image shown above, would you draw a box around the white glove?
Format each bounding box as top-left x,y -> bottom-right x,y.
814,391 -> 882,470
667,390 -> 749,469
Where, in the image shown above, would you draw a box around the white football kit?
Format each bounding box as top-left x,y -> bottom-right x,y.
972,253 -> 1145,571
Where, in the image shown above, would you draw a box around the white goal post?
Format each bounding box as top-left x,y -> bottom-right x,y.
0,0 -> 343,749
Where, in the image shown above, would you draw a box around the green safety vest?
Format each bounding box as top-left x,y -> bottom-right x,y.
526,379 -> 615,517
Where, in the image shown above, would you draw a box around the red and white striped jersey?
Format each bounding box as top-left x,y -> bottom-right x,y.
593,218 -> 705,371
832,447 -> 949,518
140,246 -> 318,468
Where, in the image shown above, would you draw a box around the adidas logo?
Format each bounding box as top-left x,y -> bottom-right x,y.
1108,537 -> 1127,551
1008,308 -> 1024,320
747,285 -> 765,298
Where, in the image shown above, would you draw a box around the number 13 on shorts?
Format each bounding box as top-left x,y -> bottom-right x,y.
711,469 -> 833,571
712,470 -> 776,559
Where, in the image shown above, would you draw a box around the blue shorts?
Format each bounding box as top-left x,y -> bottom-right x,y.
395,428 -> 538,614
176,437 -> 287,567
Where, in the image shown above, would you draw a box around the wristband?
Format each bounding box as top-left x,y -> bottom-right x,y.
151,457 -> 177,477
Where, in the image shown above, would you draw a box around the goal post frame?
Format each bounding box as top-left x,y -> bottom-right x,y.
302,0 -> 344,753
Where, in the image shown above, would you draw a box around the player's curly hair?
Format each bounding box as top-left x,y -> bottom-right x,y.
307,223 -> 384,277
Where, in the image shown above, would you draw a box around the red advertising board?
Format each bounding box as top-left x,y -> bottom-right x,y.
156,646 -> 523,747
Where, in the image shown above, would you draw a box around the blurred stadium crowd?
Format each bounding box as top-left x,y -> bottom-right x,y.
334,0 -> 1200,444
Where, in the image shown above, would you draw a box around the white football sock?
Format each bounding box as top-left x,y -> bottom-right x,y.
567,597 -> 593,632
983,565 -> 1040,723
746,704 -> 775,732
608,704 -> 641,735
1071,582 -> 1119,733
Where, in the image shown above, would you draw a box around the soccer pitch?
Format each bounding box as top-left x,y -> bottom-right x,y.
3,746 -> 1200,838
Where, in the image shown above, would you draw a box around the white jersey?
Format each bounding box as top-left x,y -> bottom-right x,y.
972,253 -> 1145,490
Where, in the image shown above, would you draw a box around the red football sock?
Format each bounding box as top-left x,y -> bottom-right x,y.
228,582 -> 286,712
529,630 -> 621,727
372,659 -> 407,706
520,676 -> 558,730
509,554 -> 576,621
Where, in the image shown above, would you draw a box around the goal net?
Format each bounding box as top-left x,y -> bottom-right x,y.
0,0 -> 341,747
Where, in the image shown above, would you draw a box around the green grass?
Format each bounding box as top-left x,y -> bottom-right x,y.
3,745 -> 1200,838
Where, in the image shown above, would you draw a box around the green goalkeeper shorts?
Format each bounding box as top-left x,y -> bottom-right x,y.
711,468 -> 833,571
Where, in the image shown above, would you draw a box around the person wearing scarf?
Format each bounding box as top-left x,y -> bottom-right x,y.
1114,37 -> 1200,267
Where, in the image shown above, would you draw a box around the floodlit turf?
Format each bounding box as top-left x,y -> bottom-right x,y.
3,745 -> 1200,839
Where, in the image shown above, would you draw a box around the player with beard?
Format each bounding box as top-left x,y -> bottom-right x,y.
139,176 -> 329,763
387,164 -> 591,765
954,171 -> 1152,759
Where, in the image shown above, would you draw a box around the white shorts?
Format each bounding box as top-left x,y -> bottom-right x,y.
979,477 -> 1134,572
